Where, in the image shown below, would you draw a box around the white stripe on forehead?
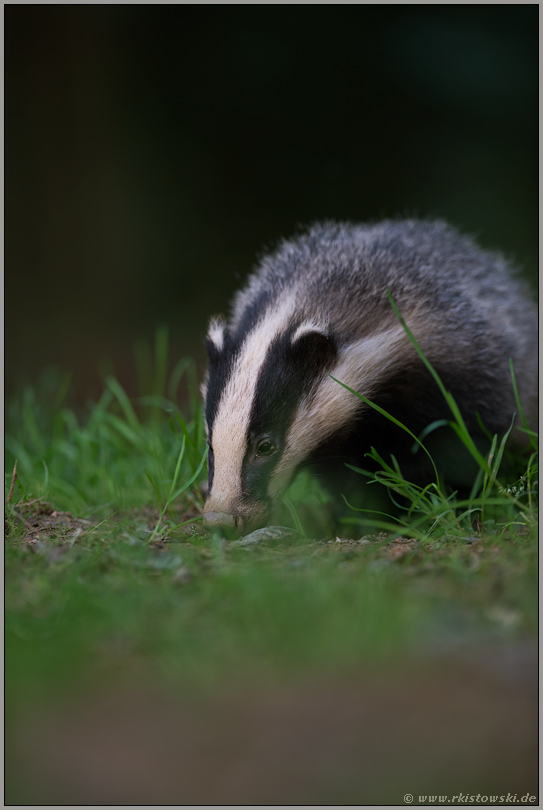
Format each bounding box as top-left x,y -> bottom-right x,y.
206,296 -> 298,512
267,323 -> 421,499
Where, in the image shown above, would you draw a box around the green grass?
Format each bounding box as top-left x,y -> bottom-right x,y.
5,327 -> 538,716
5,355 -> 206,521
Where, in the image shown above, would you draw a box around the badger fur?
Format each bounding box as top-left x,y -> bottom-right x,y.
202,220 -> 538,534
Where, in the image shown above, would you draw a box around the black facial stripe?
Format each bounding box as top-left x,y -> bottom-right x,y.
238,327 -> 338,502
240,457 -> 275,507
204,337 -> 233,440
248,327 -> 337,439
207,447 -> 215,491
249,333 -> 307,439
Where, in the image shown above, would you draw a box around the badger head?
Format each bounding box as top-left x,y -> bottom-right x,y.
201,310 -> 337,534
201,303 -> 411,534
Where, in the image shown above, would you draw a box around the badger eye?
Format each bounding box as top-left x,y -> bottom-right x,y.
256,439 -> 275,457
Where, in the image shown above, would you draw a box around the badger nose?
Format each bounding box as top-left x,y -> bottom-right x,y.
204,512 -> 243,532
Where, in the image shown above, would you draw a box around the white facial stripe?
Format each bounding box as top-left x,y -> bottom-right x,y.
291,321 -> 329,344
268,324 -> 419,498
207,317 -> 225,351
205,296 -> 297,513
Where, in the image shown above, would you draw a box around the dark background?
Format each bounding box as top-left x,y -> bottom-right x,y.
6,5 -> 538,404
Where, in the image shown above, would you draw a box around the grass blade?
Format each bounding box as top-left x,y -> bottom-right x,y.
329,376 -> 440,483
386,291 -> 492,476
170,446 -> 208,502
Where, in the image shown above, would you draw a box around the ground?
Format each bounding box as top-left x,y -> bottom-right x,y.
5,498 -> 538,805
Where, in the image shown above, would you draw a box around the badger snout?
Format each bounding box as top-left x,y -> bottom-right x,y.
204,511 -> 244,533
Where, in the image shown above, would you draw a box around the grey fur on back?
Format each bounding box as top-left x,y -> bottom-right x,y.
230,219 -> 538,434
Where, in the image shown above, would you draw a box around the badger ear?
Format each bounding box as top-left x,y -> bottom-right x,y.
205,316 -> 227,358
290,322 -> 336,368
204,317 -> 227,363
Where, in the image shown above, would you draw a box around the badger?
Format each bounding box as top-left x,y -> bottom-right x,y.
201,220 -> 538,534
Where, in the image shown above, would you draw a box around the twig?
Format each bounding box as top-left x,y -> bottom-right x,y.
6,460 -> 17,505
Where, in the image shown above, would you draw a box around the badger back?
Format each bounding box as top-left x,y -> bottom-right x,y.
202,220 -> 538,533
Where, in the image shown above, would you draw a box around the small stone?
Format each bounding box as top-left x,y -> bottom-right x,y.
235,526 -> 298,547
173,566 -> 192,585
